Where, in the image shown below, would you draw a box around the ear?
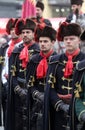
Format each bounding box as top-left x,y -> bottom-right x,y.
52,40 -> 55,45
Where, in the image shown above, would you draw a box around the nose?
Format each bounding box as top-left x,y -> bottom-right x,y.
66,38 -> 71,42
41,41 -> 45,45
23,32 -> 27,36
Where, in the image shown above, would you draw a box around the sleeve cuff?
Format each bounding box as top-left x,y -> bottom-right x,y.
54,100 -> 62,111
78,110 -> 85,121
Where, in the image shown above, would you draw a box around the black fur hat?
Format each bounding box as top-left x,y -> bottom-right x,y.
6,18 -> 18,34
63,23 -> 81,37
57,22 -> 81,41
71,0 -> 83,5
15,18 -> 36,35
36,1 -> 44,11
35,24 -> 56,42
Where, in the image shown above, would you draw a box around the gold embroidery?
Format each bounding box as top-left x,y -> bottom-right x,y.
28,76 -> 35,87
39,81 -> 45,86
74,89 -> 80,98
63,60 -> 67,64
62,85 -> 72,90
74,82 -> 82,98
75,82 -> 82,92
19,68 -> 26,72
48,73 -> 56,88
10,65 -> 16,76
0,56 -> 5,64
29,49 -> 34,58
62,77 -> 72,82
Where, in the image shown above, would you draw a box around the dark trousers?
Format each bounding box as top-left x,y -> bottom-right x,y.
30,100 -> 43,130
2,83 -> 8,126
53,110 -> 69,130
15,94 -> 28,130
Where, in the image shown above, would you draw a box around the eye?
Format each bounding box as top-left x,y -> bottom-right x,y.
26,31 -> 30,34
39,40 -> 42,43
22,32 -> 25,34
43,40 -> 48,43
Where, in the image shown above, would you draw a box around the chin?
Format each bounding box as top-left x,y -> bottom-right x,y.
67,48 -> 72,51
24,40 -> 29,43
42,50 -> 48,53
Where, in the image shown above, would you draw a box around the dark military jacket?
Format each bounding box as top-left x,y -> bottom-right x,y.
70,59 -> 85,130
33,16 -> 52,26
26,51 -> 57,93
5,42 -> 40,130
26,51 -> 57,130
44,52 -> 85,130
10,43 -> 40,88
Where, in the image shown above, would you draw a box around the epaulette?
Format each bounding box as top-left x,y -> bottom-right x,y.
49,54 -> 60,64
28,44 -> 40,56
30,53 -> 40,63
76,60 -> 85,71
44,19 -> 52,26
1,43 -> 8,48
18,43 -> 23,48
13,44 -> 23,53
14,41 -> 23,48
30,43 -> 40,52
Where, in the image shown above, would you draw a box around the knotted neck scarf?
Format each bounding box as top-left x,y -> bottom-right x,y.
8,38 -> 22,57
19,42 -> 34,68
64,48 -> 80,78
36,50 -> 53,79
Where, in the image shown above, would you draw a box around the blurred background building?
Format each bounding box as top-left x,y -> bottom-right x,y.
0,0 -> 23,18
0,0 -> 85,18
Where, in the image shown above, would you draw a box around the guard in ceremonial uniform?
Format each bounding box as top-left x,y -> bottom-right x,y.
32,1 -> 52,26
70,30 -> 85,130
43,22 -> 85,130
5,18 -> 40,130
26,24 -> 57,130
0,18 -> 20,127
6,18 -> 23,58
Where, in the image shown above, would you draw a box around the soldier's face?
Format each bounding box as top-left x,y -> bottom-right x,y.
10,28 -> 18,39
39,37 -> 54,53
21,29 -> 34,43
64,35 -> 80,53
36,7 -> 43,17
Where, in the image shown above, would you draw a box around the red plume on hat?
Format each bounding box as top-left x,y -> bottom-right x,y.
57,22 -> 68,41
6,18 -> 18,34
15,19 -> 24,35
34,22 -> 46,42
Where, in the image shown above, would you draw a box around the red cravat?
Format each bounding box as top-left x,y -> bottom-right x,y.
36,50 -> 53,79
64,49 -> 80,78
19,43 -> 33,68
8,38 -> 22,57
